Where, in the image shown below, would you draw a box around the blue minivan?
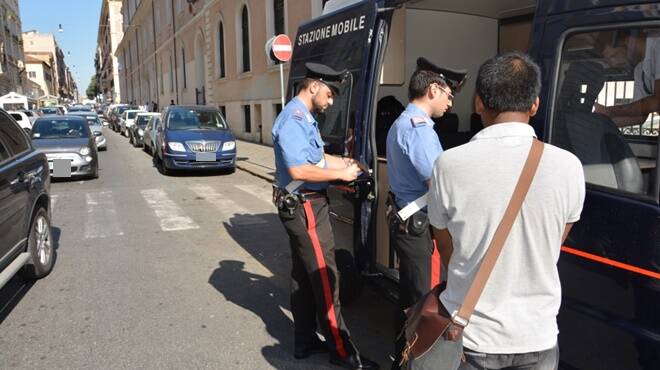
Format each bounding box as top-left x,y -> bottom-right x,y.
291,1 -> 659,369
153,106 -> 236,175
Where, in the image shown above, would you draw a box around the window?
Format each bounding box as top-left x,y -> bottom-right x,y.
169,54 -> 174,92
275,103 -> 282,116
0,134 -> 11,163
217,21 -> 226,78
243,104 -> 251,133
274,0 -> 285,35
240,5 -> 251,73
552,27 -> 659,198
219,105 -> 226,118
28,71 -> 36,78
0,114 -> 29,156
181,47 -> 187,88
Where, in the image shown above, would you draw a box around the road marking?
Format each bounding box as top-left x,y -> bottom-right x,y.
234,184 -> 274,207
190,185 -> 268,225
51,194 -> 58,213
84,192 -> 124,239
140,189 -> 200,231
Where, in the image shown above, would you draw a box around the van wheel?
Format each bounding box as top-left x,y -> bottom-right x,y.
336,249 -> 363,306
19,208 -> 55,279
158,155 -> 171,176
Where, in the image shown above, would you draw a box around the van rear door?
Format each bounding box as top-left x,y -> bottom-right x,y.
288,1 -> 380,300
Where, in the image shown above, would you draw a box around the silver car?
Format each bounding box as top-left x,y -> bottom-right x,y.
31,116 -> 99,179
68,112 -> 107,150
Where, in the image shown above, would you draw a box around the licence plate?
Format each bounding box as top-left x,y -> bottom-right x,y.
52,159 -> 71,177
195,152 -> 215,162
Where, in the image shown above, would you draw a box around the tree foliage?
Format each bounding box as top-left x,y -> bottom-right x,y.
86,76 -> 99,100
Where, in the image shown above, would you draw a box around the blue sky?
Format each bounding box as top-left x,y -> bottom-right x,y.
19,0 -> 102,97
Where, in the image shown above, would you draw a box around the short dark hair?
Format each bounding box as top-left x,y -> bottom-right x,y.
296,78 -> 317,94
475,52 -> 541,114
408,70 -> 448,101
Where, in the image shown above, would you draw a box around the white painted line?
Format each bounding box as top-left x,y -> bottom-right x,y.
84,192 -> 124,239
51,194 -> 58,213
190,185 -> 268,225
234,185 -> 275,207
140,189 -> 200,231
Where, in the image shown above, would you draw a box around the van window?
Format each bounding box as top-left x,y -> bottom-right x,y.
0,114 -> 29,155
552,28 -> 659,199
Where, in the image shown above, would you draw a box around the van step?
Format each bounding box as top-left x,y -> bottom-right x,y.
0,252 -> 30,290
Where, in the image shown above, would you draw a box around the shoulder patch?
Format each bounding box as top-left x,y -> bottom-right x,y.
410,116 -> 427,127
292,109 -> 304,121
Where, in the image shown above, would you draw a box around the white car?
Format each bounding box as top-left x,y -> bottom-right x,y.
120,109 -> 146,137
7,111 -> 32,133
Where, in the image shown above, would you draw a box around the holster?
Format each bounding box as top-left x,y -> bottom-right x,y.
387,192 -> 429,236
272,186 -> 299,216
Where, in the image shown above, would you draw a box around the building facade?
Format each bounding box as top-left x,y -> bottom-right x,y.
96,0 -> 124,103
115,0 -> 325,144
0,0 -> 27,96
25,53 -> 54,96
23,30 -> 77,102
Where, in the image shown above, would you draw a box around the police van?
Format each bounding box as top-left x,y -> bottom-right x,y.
287,0 -> 659,368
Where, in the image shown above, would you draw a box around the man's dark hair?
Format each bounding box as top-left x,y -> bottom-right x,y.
408,70 -> 448,101
476,52 -> 541,114
296,78 -> 318,94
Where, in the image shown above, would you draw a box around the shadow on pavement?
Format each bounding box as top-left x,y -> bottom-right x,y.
0,227 -> 61,325
216,213 -> 395,369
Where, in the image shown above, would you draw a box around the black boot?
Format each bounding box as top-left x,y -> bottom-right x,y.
330,353 -> 380,370
294,338 -> 328,359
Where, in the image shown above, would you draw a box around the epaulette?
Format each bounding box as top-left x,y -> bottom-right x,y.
410,116 -> 427,127
292,109 -> 304,121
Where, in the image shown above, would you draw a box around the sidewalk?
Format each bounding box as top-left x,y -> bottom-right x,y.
235,139 -> 276,183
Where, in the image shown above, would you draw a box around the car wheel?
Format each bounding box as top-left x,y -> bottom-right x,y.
19,207 -> 55,279
142,143 -> 149,154
158,154 -> 171,176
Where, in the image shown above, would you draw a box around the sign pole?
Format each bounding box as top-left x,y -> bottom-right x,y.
279,63 -> 285,107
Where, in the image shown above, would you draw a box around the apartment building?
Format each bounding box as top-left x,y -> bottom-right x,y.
116,0 -> 326,144
23,30 -> 77,101
25,53 -> 55,96
0,0 -> 27,96
96,0 -> 124,103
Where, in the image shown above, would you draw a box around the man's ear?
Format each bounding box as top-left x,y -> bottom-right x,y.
529,97 -> 540,117
474,95 -> 485,115
309,81 -> 319,96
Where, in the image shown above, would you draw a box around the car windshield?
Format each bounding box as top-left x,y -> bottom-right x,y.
10,113 -> 22,121
127,111 -> 139,119
40,108 -> 58,115
136,115 -> 153,127
32,119 -> 89,139
167,110 -> 228,130
117,106 -> 135,115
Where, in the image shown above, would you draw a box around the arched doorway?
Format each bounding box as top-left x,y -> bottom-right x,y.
194,32 -> 206,105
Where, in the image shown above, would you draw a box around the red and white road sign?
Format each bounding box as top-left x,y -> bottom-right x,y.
271,34 -> 293,62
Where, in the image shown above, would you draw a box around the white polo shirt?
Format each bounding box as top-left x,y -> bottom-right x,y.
428,122 -> 585,354
633,34 -> 660,101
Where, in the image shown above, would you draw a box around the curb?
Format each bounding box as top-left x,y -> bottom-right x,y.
236,163 -> 275,183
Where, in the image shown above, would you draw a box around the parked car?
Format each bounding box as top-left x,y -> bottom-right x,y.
120,109 -> 145,137
53,104 -> 67,115
31,116 -> 99,179
22,109 -> 40,124
110,105 -> 134,132
154,106 -> 236,175
67,105 -> 92,113
129,112 -> 159,148
0,109 -> 55,290
142,114 -> 162,155
7,111 -> 32,135
68,112 -> 107,151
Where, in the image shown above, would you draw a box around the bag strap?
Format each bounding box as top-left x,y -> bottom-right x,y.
453,139 -> 544,327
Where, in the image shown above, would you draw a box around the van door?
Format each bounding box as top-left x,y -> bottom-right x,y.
288,1 -> 380,300
538,21 -> 660,370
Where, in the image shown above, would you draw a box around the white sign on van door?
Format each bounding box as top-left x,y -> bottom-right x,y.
297,15 -> 367,46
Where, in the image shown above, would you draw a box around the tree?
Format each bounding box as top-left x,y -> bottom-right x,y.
86,76 -> 99,100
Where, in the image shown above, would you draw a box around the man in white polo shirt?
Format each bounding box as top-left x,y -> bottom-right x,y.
427,52 -> 585,370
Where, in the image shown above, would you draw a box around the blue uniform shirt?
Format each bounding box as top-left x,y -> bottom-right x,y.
386,103 -> 443,206
272,97 -> 327,192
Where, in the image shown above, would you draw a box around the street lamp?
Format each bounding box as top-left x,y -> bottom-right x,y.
58,24 -> 63,33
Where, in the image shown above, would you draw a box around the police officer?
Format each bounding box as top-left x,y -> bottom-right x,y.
272,62 -> 379,370
386,57 -> 466,369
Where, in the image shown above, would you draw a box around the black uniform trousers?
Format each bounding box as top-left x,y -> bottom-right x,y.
389,221 -> 441,369
278,195 -> 357,359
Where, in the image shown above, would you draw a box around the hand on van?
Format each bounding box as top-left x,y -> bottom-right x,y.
339,163 -> 360,182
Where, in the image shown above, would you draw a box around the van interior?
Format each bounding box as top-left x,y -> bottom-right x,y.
372,0 -> 537,274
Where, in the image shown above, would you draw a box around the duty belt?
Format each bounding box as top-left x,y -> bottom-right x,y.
273,186 -> 327,215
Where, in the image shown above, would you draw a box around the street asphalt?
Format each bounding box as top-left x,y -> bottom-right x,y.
0,128 -> 395,369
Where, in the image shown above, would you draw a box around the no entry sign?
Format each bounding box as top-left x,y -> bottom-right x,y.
271,34 -> 292,62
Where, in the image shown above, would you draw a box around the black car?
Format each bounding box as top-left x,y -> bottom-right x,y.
0,109 -> 55,290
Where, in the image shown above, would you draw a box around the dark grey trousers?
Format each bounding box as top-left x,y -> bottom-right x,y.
458,344 -> 559,370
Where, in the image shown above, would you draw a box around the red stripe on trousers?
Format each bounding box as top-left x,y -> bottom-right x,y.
431,238 -> 441,287
302,201 -> 348,358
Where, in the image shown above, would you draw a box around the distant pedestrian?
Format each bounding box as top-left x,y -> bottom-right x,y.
427,52 -> 585,370
152,101 -> 159,112
170,99 -> 175,106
